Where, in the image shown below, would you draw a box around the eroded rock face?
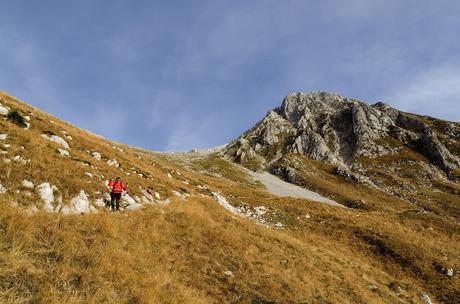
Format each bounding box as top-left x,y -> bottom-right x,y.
225,92 -> 460,177
417,129 -> 460,171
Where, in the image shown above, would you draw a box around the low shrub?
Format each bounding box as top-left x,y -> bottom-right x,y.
7,110 -> 27,128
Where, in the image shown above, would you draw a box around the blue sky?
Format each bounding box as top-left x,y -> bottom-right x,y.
1,1 -> 459,151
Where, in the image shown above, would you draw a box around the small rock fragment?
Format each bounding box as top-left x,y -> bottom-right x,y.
91,152 -> 102,160
58,149 -> 70,157
224,270 -> 234,277
0,103 -> 10,115
107,159 -> 119,167
0,183 -> 7,194
22,180 -> 34,189
421,294 -> 432,304
41,134 -> 69,149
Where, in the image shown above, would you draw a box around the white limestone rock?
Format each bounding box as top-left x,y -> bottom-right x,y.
224,270 -> 234,277
211,192 -> 240,214
420,294 -> 432,304
41,134 -> 69,149
0,183 -> 7,194
37,182 -> 55,212
68,190 -> 92,214
139,187 -> 154,203
94,198 -> 106,207
122,193 -> 143,210
0,102 -> 10,115
58,149 -> 70,157
91,152 -> 102,160
22,180 -> 34,189
107,159 -> 119,167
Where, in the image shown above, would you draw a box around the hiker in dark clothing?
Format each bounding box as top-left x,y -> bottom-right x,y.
108,177 -> 127,211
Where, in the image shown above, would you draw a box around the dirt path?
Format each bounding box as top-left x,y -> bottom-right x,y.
249,171 -> 344,207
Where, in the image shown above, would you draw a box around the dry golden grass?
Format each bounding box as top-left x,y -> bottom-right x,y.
2,193 -> 455,304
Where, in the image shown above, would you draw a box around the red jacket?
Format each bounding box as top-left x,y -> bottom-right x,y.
109,180 -> 127,194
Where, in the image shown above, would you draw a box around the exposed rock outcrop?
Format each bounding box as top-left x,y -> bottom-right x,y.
225,92 -> 460,181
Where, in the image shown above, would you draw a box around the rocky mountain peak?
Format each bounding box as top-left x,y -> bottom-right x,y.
225,92 -> 460,181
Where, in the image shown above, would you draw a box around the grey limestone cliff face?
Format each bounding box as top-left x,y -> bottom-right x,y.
225,92 -> 460,177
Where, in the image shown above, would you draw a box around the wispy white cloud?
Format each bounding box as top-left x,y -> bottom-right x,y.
1,1 -> 459,152
381,63 -> 460,122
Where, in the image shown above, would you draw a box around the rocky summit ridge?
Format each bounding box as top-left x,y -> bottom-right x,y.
225,92 -> 460,178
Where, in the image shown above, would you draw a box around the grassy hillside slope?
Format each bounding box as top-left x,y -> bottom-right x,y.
0,92 -> 459,303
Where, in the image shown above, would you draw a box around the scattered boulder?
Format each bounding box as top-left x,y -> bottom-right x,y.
37,182 -> 56,212
93,198 -> 106,207
224,270 -> 234,278
0,134 -> 8,140
107,159 -> 119,167
121,193 -> 136,205
122,193 -> 143,210
92,152 -> 102,160
274,222 -> 284,228
172,190 -> 189,199
65,190 -> 92,214
22,180 -> 34,189
0,103 -> 10,115
41,134 -> 70,149
212,192 -> 240,214
156,198 -> 171,206
420,294 -> 433,304
58,149 -> 70,157
254,206 -> 268,217
0,183 -> 7,194
139,187 -> 155,203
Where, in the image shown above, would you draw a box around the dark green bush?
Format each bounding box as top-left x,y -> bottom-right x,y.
7,111 -> 27,128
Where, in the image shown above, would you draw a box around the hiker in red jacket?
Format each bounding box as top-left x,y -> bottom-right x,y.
108,177 -> 127,211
